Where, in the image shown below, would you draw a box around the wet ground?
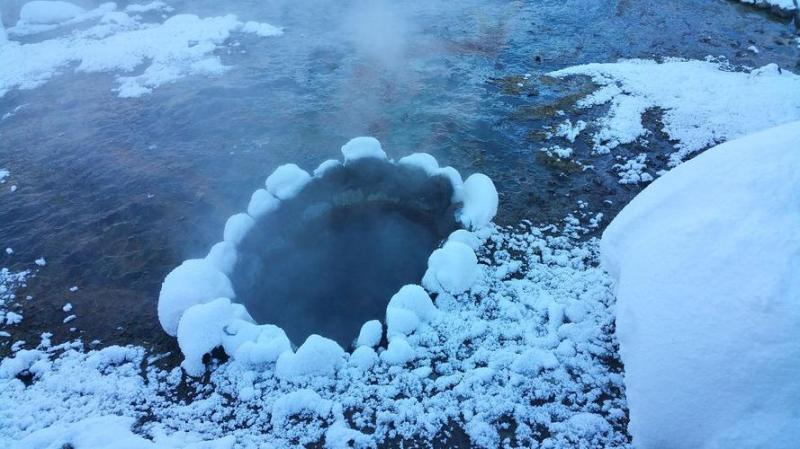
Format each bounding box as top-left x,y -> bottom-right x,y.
0,0 -> 798,359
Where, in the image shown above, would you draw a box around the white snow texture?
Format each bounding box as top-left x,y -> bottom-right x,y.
602,121 -> 800,449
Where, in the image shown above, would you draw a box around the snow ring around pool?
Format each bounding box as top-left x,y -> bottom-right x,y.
158,137 -> 498,377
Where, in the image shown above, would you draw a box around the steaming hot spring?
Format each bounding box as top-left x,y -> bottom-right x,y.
158,137 -> 498,378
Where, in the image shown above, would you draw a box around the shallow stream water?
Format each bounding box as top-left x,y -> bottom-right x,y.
0,0 -> 797,356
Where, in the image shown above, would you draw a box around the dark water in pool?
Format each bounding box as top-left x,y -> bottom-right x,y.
0,0 -> 797,354
232,159 -> 457,346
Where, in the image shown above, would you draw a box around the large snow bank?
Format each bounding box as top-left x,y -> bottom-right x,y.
0,5 -> 283,98
549,59 -> 800,165
602,121 -> 800,449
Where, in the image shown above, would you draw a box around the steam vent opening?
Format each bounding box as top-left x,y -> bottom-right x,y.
231,159 -> 459,347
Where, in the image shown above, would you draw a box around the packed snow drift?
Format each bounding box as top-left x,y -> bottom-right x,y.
602,121 -> 800,449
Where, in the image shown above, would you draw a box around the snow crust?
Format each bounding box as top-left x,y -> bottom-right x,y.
602,121 -> 800,449
550,59 -> 800,165
340,136 -> 387,163
0,5 -> 283,98
221,320 -> 291,367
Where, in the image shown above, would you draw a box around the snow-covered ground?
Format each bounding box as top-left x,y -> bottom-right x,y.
0,2 -> 282,98
602,121 -> 800,449
547,58 -> 800,182
1,216 -> 629,449
738,0 -> 798,14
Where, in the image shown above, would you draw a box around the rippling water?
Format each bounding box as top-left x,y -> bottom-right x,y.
0,0 -> 796,354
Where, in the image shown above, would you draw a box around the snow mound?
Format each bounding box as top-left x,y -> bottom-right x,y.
246,189 -> 279,219
265,164 -> 311,200
313,159 -> 341,177
223,213 -> 255,245
379,337 -> 415,365
550,59 -> 800,164
0,6 -> 283,98
602,121 -> 800,449
13,415 -> 235,449
422,241 -> 479,295
356,320 -> 382,347
459,173 -> 498,230
205,241 -> 237,275
341,136 -> 387,163
447,229 -> 482,250
157,259 -> 234,336
275,335 -> 345,379
398,152 -> 439,175
221,320 -> 291,366
177,298 -> 250,377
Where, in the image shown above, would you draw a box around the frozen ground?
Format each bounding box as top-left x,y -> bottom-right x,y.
1,218 -> 629,449
546,58 -> 800,180
604,121 -> 800,449
1,0 -> 799,447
